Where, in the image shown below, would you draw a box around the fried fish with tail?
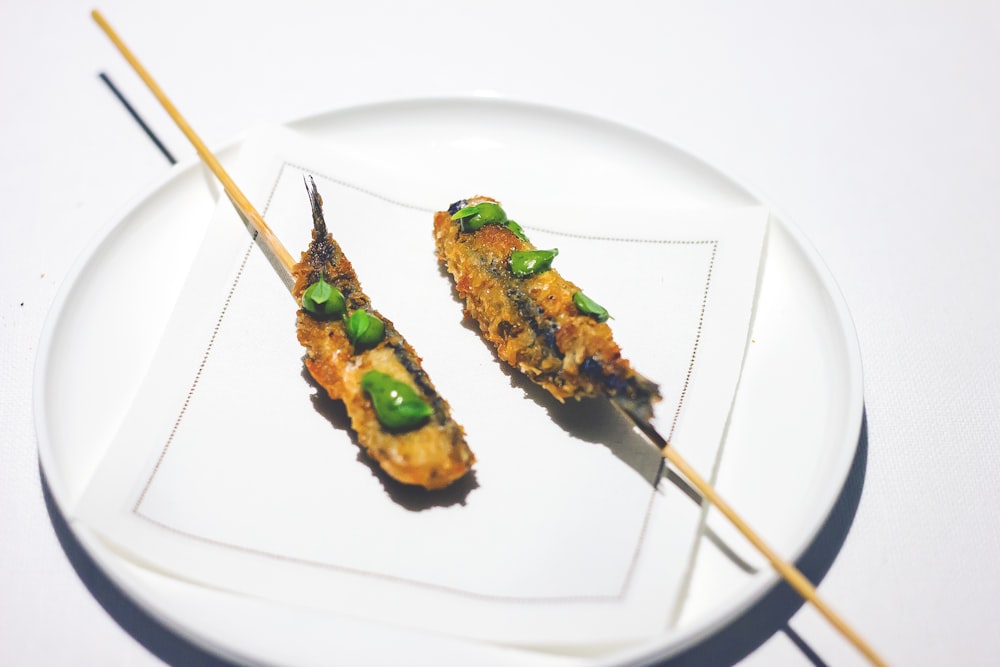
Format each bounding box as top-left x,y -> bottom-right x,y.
433,196 -> 661,422
295,178 -> 474,489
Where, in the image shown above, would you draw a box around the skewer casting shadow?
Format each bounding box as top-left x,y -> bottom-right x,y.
91,9 -> 888,666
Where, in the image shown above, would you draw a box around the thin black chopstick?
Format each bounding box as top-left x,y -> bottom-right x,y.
99,71 -> 177,165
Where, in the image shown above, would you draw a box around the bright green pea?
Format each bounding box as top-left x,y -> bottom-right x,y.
451,202 -> 529,239
361,370 -> 434,431
302,276 -> 346,318
451,202 -> 508,232
346,310 -> 386,350
504,219 -> 529,241
510,248 -> 558,277
573,291 -> 610,322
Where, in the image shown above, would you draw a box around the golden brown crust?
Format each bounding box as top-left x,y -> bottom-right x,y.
294,182 -> 473,490
433,196 -> 660,416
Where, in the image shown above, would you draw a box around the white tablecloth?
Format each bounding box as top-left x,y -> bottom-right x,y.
3,2 -> 998,665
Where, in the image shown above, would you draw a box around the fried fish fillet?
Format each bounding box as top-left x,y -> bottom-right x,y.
433,196 -> 661,422
294,179 -> 473,489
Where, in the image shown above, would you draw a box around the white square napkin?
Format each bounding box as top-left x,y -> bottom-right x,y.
75,126 -> 767,648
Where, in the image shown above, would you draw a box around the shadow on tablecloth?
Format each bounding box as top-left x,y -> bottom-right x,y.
41,473 -> 237,667
660,409 -> 870,667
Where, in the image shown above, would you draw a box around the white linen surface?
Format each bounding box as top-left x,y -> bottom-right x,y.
74,126 -> 767,648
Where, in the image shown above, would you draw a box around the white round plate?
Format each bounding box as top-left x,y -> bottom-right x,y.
35,97 -> 863,666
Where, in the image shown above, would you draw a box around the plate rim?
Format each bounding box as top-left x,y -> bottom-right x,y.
34,94 -> 864,666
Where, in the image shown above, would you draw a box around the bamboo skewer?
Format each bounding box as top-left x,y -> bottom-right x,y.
622,410 -> 887,667
90,9 -> 295,279
91,9 -> 887,667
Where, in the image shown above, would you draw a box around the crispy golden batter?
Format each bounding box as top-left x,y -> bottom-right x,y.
294,180 -> 473,489
433,196 -> 661,421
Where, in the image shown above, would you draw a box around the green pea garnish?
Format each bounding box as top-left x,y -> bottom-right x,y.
450,202 -> 530,240
573,291 -> 610,322
505,219 -> 529,241
346,310 -> 386,350
510,248 -> 558,277
361,370 -> 434,431
302,276 -> 346,318
451,202 -> 508,232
